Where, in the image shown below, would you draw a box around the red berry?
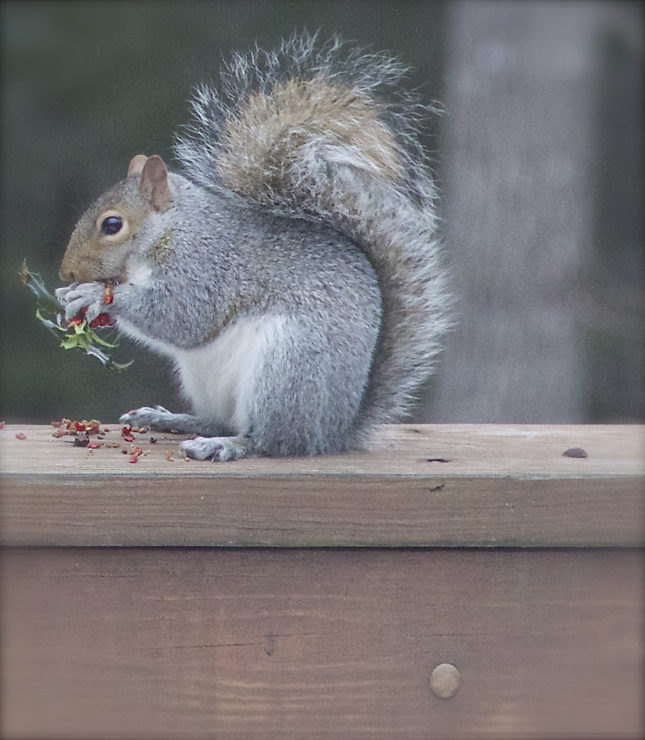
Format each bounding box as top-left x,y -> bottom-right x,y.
122,426 -> 135,442
89,313 -> 115,329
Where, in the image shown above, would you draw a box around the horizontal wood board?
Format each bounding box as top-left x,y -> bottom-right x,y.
2,547 -> 642,740
1,424 -> 643,547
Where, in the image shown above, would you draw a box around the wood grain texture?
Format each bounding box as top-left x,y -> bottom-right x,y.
1,424 -> 643,547
2,423 -> 643,477
2,547 -> 642,740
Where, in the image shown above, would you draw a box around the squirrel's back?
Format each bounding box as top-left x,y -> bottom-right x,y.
175,31 -> 451,436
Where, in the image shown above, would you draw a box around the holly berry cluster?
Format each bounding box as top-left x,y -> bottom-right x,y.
21,261 -> 132,371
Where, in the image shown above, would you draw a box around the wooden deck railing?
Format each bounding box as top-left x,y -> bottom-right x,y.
1,423 -> 643,739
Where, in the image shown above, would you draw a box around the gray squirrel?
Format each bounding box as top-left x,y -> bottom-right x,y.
55,32 -> 451,461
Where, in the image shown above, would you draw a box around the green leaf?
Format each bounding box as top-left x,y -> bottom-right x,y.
84,325 -> 119,348
35,308 -> 65,331
23,260 -> 133,370
21,261 -> 64,313
85,345 -> 111,365
85,346 -> 134,371
61,336 -> 84,349
110,359 -> 135,371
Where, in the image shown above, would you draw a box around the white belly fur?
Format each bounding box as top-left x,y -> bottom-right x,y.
170,315 -> 289,431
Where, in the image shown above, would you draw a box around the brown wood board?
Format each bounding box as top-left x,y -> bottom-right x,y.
1,424 -> 643,547
2,547 -> 642,740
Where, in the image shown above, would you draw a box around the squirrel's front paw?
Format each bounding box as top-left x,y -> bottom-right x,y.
56,282 -> 106,322
120,406 -> 174,430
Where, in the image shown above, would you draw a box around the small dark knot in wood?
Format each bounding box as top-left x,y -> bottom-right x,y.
563,447 -> 588,459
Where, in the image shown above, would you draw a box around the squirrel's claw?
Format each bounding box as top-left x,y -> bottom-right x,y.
54,283 -> 79,304
57,282 -> 105,322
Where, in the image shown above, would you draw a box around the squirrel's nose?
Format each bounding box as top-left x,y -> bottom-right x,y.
59,252 -> 82,282
59,265 -> 77,282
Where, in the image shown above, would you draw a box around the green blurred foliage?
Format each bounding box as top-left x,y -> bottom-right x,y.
1,1 -> 642,424
1,0 -> 445,423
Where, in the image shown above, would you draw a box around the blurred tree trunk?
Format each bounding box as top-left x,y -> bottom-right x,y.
428,1 -> 603,423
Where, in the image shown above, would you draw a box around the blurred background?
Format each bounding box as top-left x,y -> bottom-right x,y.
1,0 -> 643,425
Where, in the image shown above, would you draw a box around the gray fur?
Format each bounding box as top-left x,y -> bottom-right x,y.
174,31 -> 452,434
101,175 -> 382,456
58,32 -> 451,458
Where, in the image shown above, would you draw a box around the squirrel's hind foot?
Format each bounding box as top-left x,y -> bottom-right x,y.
180,435 -> 251,462
120,407 -> 246,459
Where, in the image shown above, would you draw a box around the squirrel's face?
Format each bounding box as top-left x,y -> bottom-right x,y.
59,155 -> 173,283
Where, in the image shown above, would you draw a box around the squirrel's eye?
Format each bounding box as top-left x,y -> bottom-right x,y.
101,216 -> 123,235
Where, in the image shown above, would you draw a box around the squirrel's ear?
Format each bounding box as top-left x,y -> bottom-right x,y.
127,155 -> 148,177
138,155 -> 173,212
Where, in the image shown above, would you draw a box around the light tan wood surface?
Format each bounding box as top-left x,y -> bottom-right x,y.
1,424 -> 643,547
2,422 -> 643,477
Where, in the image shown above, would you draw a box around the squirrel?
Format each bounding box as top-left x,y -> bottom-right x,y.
55,32 -> 451,461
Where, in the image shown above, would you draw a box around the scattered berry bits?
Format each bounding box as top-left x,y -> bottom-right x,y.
121,425 -> 136,442
15,432 -> 27,440
47,416 -> 183,465
128,444 -> 144,464
56,418 -> 103,436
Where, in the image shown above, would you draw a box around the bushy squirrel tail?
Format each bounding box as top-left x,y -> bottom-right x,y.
174,31 -> 452,431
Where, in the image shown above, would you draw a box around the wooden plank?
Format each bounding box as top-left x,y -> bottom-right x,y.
1,424 -> 643,547
1,474 -> 642,548
2,547 -> 642,739
2,423 -> 643,477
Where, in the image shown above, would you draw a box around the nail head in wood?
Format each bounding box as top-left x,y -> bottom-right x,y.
563,447 -> 588,458
430,663 -> 460,699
